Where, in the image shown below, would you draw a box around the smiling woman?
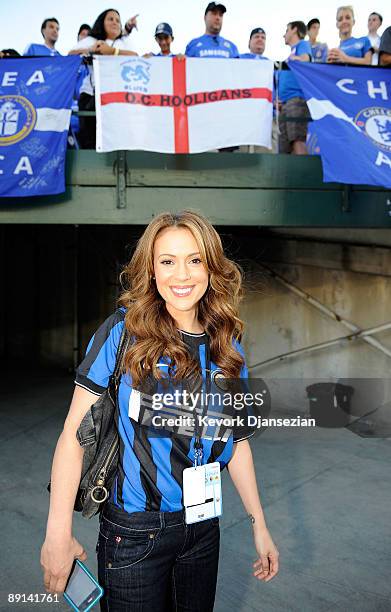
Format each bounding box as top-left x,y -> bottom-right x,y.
119,210 -> 245,386
68,7 -> 139,148
327,5 -> 373,65
40,210 -> 279,611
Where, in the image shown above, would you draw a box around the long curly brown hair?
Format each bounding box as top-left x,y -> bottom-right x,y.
118,210 -> 244,386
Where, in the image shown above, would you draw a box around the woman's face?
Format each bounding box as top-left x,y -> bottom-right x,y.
103,11 -> 121,39
337,9 -> 354,37
153,227 -> 209,323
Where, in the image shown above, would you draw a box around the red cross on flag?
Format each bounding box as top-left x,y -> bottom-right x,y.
94,56 -> 273,153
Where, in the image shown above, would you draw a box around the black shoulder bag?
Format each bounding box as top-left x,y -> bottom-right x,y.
48,326 -> 129,519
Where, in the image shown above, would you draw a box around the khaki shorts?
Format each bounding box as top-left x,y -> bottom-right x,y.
278,97 -> 310,153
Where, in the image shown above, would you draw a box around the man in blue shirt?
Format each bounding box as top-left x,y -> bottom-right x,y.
240,27 -> 268,60
239,27 -> 275,152
185,2 -> 239,59
307,18 -> 328,63
24,17 -> 61,56
278,21 -> 312,155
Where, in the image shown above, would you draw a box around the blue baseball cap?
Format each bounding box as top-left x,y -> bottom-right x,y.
155,22 -> 173,37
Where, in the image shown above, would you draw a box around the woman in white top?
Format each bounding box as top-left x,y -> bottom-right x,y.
69,8 -> 138,148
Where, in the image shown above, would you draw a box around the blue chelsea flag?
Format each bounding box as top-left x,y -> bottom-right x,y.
0,57 -> 81,197
289,62 -> 391,188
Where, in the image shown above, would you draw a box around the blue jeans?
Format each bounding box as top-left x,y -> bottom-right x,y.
97,502 -> 220,611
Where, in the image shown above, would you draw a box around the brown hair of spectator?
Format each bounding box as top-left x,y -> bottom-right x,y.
41,17 -> 59,36
288,21 -> 307,40
90,9 -> 121,41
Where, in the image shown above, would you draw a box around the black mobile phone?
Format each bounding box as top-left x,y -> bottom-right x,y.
63,560 -> 103,611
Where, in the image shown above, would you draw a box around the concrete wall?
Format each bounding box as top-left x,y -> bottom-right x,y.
241,232 -> 391,379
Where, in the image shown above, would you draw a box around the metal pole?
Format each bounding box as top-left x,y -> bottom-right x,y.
73,224 -> 80,371
249,321 -> 391,371
116,151 -> 127,209
255,262 -> 391,360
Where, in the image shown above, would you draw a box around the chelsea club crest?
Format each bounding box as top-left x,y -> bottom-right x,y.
354,107 -> 391,153
0,95 -> 36,146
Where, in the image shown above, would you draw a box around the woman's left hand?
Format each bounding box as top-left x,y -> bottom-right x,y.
253,527 -> 279,582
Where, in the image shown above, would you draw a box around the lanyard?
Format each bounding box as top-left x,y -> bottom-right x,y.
192,335 -> 211,467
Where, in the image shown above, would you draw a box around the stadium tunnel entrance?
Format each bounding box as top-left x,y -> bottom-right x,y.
1,224 -> 391,386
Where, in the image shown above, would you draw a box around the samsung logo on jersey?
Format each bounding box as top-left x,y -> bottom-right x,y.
199,49 -> 230,57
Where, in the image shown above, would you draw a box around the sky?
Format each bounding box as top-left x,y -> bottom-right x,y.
0,0 -> 390,59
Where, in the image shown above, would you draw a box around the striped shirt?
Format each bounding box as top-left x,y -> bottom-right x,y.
75,308 -> 254,514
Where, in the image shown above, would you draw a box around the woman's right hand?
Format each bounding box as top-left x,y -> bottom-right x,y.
41,535 -> 87,594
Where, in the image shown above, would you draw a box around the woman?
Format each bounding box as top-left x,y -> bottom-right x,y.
328,6 -> 373,65
68,9 -> 138,148
40,211 -> 279,611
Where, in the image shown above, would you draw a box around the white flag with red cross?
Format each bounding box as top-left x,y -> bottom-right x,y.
94,56 -> 273,154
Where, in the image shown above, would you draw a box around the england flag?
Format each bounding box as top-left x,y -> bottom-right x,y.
94,56 -> 274,154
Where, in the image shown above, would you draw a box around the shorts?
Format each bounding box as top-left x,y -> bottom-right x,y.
278,96 -> 311,153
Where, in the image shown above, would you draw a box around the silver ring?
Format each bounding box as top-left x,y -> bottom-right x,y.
90,485 -> 109,504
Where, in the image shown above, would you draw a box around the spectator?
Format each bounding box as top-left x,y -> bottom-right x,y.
144,23 -> 176,57
24,18 -> 61,56
70,25 -> 92,148
240,28 -> 268,59
379,26 -> 391,66
277,21 -> 312,155
0,49 -> 21,58
367,12 -> 382,65
328,6 -> 373,65
77,24 -> 91,41
239,28 -> 274,153
307,18 -> 328,62
185,2 -> 239,58
68,9 -> 138,149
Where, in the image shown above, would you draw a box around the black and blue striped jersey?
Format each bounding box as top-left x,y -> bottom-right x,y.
75,308 -> 254,514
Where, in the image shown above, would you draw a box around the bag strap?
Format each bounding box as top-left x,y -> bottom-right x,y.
111,322 -> 129,390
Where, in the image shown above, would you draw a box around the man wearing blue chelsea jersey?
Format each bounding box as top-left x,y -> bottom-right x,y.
239,28 -> 274,153
307,18 -> 328,63
185,2 -> 239,59
24,18 -> 61,57
278,21 -> 312,155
